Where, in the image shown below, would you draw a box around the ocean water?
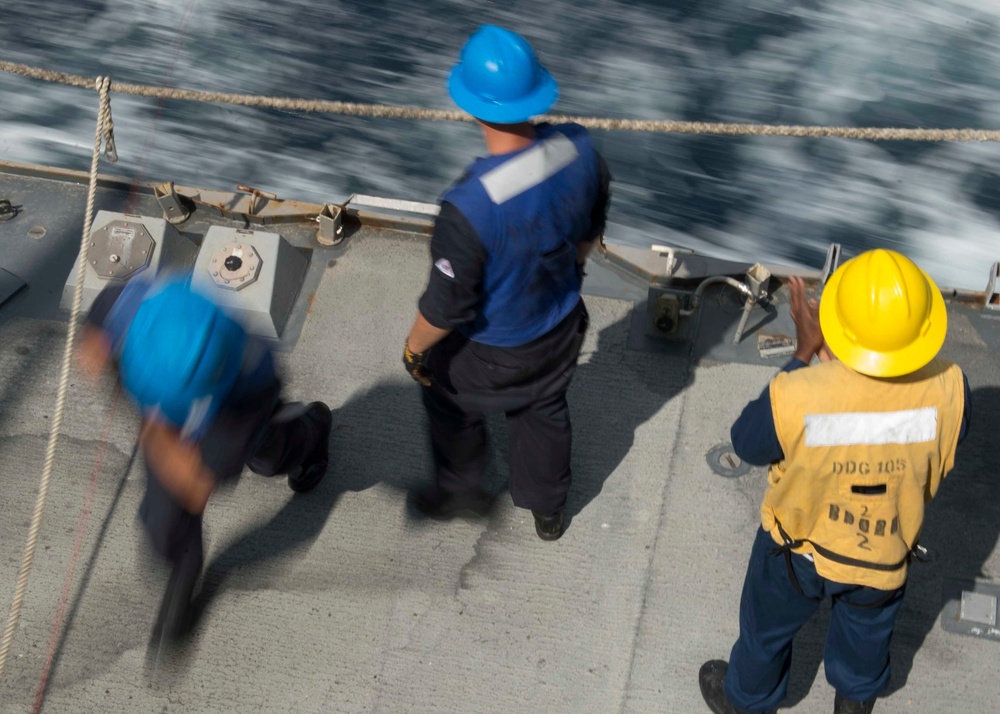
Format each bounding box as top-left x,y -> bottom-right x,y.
1,0 -> 998,290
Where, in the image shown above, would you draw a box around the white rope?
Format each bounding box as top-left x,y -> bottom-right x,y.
4,58 -> 1000,142
0,76 -> 114,684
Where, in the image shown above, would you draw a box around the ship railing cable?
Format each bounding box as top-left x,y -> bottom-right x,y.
4,58 -> 1000,142
0,76 -> 116,684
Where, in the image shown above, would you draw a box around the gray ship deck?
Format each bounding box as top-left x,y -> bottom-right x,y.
1,163 -> 998,713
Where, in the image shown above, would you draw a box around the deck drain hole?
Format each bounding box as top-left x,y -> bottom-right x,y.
707,443 -> 751,478
28,225 -> 46,240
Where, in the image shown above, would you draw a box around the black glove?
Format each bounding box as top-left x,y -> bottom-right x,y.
403,340 -> 431,386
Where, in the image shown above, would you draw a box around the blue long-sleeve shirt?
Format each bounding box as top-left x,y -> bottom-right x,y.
731,358 -> 972,466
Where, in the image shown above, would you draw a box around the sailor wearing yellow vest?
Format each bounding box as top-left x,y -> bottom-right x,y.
699,250 -> 971,714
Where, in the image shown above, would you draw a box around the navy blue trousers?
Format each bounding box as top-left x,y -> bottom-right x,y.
724,528 -> 906,712
422,300 -> 588,515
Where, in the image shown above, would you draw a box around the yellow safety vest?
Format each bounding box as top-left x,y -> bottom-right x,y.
763,359 -> 965,590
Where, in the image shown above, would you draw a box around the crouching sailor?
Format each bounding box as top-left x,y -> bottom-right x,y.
699,250 -> 971,714
78,273 -> 332,641
403,25 -> 611,541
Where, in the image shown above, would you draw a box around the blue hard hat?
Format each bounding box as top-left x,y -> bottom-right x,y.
448,25 -> 558,124
119,275 -> 245,431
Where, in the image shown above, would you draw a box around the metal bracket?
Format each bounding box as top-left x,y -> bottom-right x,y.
821,243 -> 842,286
237,185 -> 278,216
652,293 -> 681,335
316,204 -> 344,246
984,261 -> 1000,314
153,182 -> 194,224
650,244 -> 696,279
733,263 -> 772,344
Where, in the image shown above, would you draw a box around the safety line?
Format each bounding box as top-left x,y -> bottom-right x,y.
0,76 -> 115,685
4,59 -> 1000,142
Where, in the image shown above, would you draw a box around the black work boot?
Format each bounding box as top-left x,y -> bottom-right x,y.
834,693 -> 876,714
288,402 -> 332,493
532,509 -> 565,541
151,560 -> 199,643
698,661 -> 773,714
699,660 -> 740,714
409,484 -> 494,519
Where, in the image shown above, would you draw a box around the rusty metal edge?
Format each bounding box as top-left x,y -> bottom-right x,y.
0,158 -> 988,302
0,157 -> 153,194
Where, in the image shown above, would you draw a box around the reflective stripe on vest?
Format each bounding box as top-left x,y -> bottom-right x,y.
763,359 -> 964,590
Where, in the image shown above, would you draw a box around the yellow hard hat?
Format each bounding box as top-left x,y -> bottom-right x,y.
819,249 -> 947,377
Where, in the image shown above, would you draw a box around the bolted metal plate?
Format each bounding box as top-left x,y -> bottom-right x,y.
87,219 -> 155,280
941,578 -> 1000,641
209,242 -> 261,290
706,443 -> 751,478
961,591 -> 998,627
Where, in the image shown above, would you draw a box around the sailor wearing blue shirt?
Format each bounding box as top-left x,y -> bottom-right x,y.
80,274 -> 333,641
699,256 -> 971,714
403,25 -> 611,541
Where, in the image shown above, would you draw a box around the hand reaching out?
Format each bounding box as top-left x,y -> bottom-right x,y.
788,276 -> 833,364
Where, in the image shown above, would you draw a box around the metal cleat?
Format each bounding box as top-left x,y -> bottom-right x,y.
153,182 -> 194,224
316,204 -> 344,246
651,244 -> 680,278
985,262 -> 1000,315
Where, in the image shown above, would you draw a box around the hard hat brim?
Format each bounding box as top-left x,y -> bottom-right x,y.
447,64 -> 558,124
819,263 -> 948,377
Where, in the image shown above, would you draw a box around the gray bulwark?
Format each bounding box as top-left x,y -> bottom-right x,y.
191,226 -> 308,339
60,210 -> 198,313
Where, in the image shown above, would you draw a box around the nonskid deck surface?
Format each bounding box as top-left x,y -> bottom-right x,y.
0,169 -> 998,713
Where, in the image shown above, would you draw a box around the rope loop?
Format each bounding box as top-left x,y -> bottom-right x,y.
95,76 -> 118,163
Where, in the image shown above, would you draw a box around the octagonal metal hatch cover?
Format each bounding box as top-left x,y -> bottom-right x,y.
209,241 -> 262,290
87,219 -> 155,280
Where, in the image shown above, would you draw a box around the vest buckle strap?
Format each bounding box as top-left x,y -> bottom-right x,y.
772,519 -> 805,552
770,518 -> 811,599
